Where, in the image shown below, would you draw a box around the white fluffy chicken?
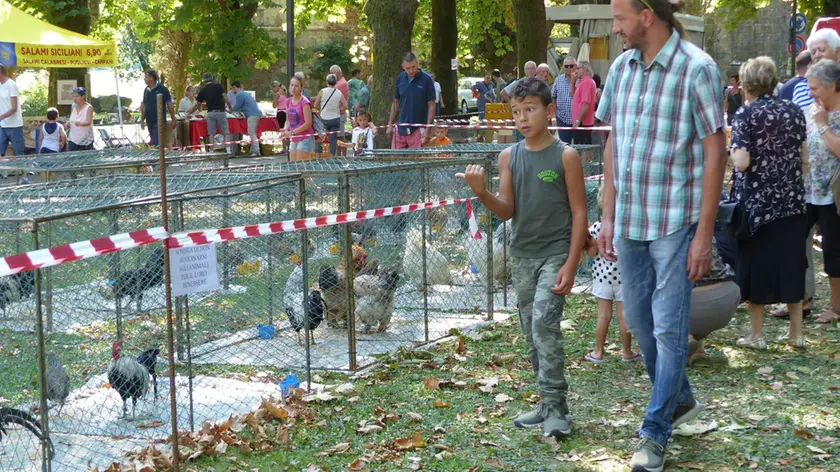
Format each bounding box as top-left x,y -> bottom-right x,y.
468,222 -> 511,284
403,227 -> 452,287
354,269 -> 400,333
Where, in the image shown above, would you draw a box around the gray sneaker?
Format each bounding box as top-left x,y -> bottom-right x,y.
543,411 -> 571,438
630,437 -> 666,472
513,407 -> 544,428
671,399 -> 702,428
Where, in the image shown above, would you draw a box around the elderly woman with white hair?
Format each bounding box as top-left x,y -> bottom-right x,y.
729,56 -> 808,350
792,28 -> 840,111
803,58 -> 840,324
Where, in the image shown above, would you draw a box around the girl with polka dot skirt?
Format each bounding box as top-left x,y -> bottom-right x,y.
584,186 -> 641,364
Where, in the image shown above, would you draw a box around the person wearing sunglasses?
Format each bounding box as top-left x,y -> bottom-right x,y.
551,57 -> 577,143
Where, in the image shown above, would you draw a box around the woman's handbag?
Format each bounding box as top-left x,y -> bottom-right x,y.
718,184 -> 751,241
311,88 -> 338,135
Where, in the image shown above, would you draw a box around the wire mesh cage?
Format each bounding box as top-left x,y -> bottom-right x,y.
0,172 -> 302,471
0,148 -> 230,186
200,158 -> 505,371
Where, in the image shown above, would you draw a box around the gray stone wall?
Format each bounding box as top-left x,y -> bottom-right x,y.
707,0 -> 798,79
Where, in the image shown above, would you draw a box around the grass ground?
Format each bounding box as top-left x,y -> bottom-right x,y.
177,262 -> 839,472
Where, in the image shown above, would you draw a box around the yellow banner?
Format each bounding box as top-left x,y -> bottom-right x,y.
14,43 -> 116,67
485,103 -> 512,121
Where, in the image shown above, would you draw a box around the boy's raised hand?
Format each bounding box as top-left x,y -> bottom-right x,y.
455,164 -> 487,195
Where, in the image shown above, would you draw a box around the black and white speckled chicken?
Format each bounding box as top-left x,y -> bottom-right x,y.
107,340 -> 149,419
136,347 -> 160,401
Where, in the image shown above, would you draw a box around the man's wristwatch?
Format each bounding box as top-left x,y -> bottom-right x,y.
819,125 -> 830,135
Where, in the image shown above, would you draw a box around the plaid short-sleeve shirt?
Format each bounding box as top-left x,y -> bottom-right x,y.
596,30 -> 725,241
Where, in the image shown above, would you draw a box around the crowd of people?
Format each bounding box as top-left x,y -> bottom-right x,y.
456,0 -> 837,471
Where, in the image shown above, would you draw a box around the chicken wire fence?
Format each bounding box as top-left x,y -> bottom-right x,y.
0,173 -> 304,471
1,153 -> 597,470
208,157 -> 506,371
0,147 -> 230,187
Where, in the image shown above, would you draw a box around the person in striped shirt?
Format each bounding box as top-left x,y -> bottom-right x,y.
791,28 -> 840,111
595,0 -> 726,471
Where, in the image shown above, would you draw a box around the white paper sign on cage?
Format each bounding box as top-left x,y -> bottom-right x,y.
170,243 -> 220,296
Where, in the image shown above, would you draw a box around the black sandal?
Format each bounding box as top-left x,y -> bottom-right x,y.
768,298 -> 813,319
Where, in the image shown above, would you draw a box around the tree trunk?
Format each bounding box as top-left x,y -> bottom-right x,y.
431,0 -> 458,116
365,0 -> 419,148
825,0 -> 840,17
46,0 -> 93,115
512,0 -> 548,74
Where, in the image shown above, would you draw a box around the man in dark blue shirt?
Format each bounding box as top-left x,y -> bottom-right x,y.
139,69 -> 177,147
472,75 -> 495,119
387,52 -> 436,148
778,50 -> 811,101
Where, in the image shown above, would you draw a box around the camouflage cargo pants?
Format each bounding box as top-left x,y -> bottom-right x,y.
511,254 -> 569,414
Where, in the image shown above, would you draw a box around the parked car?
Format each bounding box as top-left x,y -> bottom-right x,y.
457,77 -> 484,114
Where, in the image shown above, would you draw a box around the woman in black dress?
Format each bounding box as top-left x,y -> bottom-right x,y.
730,56 -> 808,349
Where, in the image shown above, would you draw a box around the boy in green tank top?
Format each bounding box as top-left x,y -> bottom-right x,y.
457,77 -> 588,438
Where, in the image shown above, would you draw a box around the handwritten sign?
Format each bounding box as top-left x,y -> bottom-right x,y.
170,244 -> 219,296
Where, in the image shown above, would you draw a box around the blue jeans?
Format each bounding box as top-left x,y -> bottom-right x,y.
615,225 -> 696,445
0,126 -> 25,156
556,119 -> 572,144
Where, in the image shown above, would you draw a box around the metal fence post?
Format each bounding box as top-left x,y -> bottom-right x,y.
158,94 -> 181,472
109,210 -> 123,341
172,202 -> 184,361
341,176 -> 357,371
300,178 -> 312,390
420,169 -> 429,342
176,200 -> 195,433
266,188 -> 275,326
485,157 -> 494,321
32,221 -> 51,472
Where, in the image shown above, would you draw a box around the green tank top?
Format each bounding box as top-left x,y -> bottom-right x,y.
509,138 -> 572,258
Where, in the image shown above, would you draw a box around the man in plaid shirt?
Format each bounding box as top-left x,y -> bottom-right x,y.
595,0 -> 726,471
551,56 -> 577,143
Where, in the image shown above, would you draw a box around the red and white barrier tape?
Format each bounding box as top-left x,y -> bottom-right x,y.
167,196 -> 478,249
0,227 -> 168,277
466,200 -> 482,240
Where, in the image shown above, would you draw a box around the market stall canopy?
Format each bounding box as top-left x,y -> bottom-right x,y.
0,0 -> 116,68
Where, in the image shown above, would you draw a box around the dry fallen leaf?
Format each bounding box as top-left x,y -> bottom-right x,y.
757,366 -> 774,376
406,412 -> 425,423
794,428 -> 814,440
261,399 -> 289,420
676,462 -> 705,470
423,377 -> 440,391
434,401 -> 450,408
456,337 -> 466,355
315,442 -> 352,457
136,421 -> 165,429
494,393 -> 513,403
807,445 -> 829,455
348,459 -> 367,471
786,371 -> 800,380
357,423 -> 384,435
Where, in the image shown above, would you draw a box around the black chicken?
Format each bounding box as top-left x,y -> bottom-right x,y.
285,290 -> 326,345
107,340 -> 149,419
46,352 -> 70,416
0,407 -> 54,459
136,347 -> 160,401
0,271 -> 35,317
104,247 -> 165,312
